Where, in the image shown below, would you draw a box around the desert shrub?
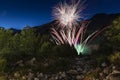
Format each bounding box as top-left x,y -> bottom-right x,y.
108,52 -> 120,65
0,57 -> 7,72
0,76 -> 6,80
0,28 -> 43,72
52,45 -> 77,58
90,52 -> 109,67
104,16 -> 120,52
39,42 -> 52,55
0,27 -> 75,73
19,28 -> 39,56
84,68 -> 101,80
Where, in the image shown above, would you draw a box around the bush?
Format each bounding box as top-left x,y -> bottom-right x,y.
52,45 -> 77,57
0,27 -> 75,74
0,57 -> 7,72
0,76 -> 6,80
104,16 -> 120,52
84,68 -> 101,80
108,52 -> 120,65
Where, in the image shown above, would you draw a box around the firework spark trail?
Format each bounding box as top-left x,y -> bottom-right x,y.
74,31 -> 98,55
52,27 -> 76,46
74,27 -> 107,55
74,22 -> 86,45
51,22 -> 89,47
51,28 -> 64,44
87,27 -> 107,44
51,21 -> 105,55
82,31 -> 98,46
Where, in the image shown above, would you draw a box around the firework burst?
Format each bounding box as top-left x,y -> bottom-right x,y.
53,0 -> 85,28
51,0 -> 105,55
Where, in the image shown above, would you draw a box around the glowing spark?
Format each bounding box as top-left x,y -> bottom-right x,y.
75,44 -> 85,55
53,0 -> 84,28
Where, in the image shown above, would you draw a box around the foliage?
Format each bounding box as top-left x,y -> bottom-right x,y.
52,45 -> 77,57
0,57 -> 6,72
84,68 -> 101,80
19,28 -> 38,55
0,27 -> 74,73
108,52 -> 120,65
0,76 -> 6,80
104,16 -> 120,51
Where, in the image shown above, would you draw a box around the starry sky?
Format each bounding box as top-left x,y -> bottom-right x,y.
0,0 -> 120,29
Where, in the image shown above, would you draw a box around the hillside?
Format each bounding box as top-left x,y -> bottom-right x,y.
0,13 -> 120,80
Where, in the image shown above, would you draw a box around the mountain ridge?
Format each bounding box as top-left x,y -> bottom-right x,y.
33,13 -> 120,34
7,13 -> 120,34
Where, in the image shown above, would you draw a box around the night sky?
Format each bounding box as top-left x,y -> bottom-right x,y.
0,0 -> 120,29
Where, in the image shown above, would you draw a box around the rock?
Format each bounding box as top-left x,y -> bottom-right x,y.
30,57 -> 36,65
76,61 -> 82,65
75,58 -> 80,61
26,57 -> 36,66
67,69 -> 78,75
112,65 -> 116,70
9,56 -> 120,80
99,72 -> 106,79
16,60 -> 24,67
58,72 -> 62,75
44,74 -> 48,79
112,70 -> 120,74
28,69 -> 33,72
45,74 -> 49,79
106,69 -> 120,80
103,67 -> 109,75
28,72 -> 34,80
60,72 -> 66,78
14,72 -> 20,78
112,65 -> 120,72
76,67 -> 83,72
54,76 -> 58,80
43,63 -> 49,67
83,69 -> 87,74
22,76 -> 27,80
99,72 -> 103,77
37,73 -> 43,78
49,77 -> 54,80
76,75 -> 84,80
19,63 -> 24,67
34,77 -> 39,80
110,73 -> 120,80
16,60 -> 23,64
101,62 -> 107,67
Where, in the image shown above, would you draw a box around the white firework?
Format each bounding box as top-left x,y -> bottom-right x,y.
53,0 -> 84,28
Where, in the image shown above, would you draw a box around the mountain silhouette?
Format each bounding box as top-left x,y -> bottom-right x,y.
9,13 -> 120,34
88,13 -> 120,30
32,13 -> 120,34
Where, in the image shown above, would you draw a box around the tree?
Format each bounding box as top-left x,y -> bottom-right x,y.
0,29 -> 13,55
19,28 -> 38,56
0,29 -> 13,71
